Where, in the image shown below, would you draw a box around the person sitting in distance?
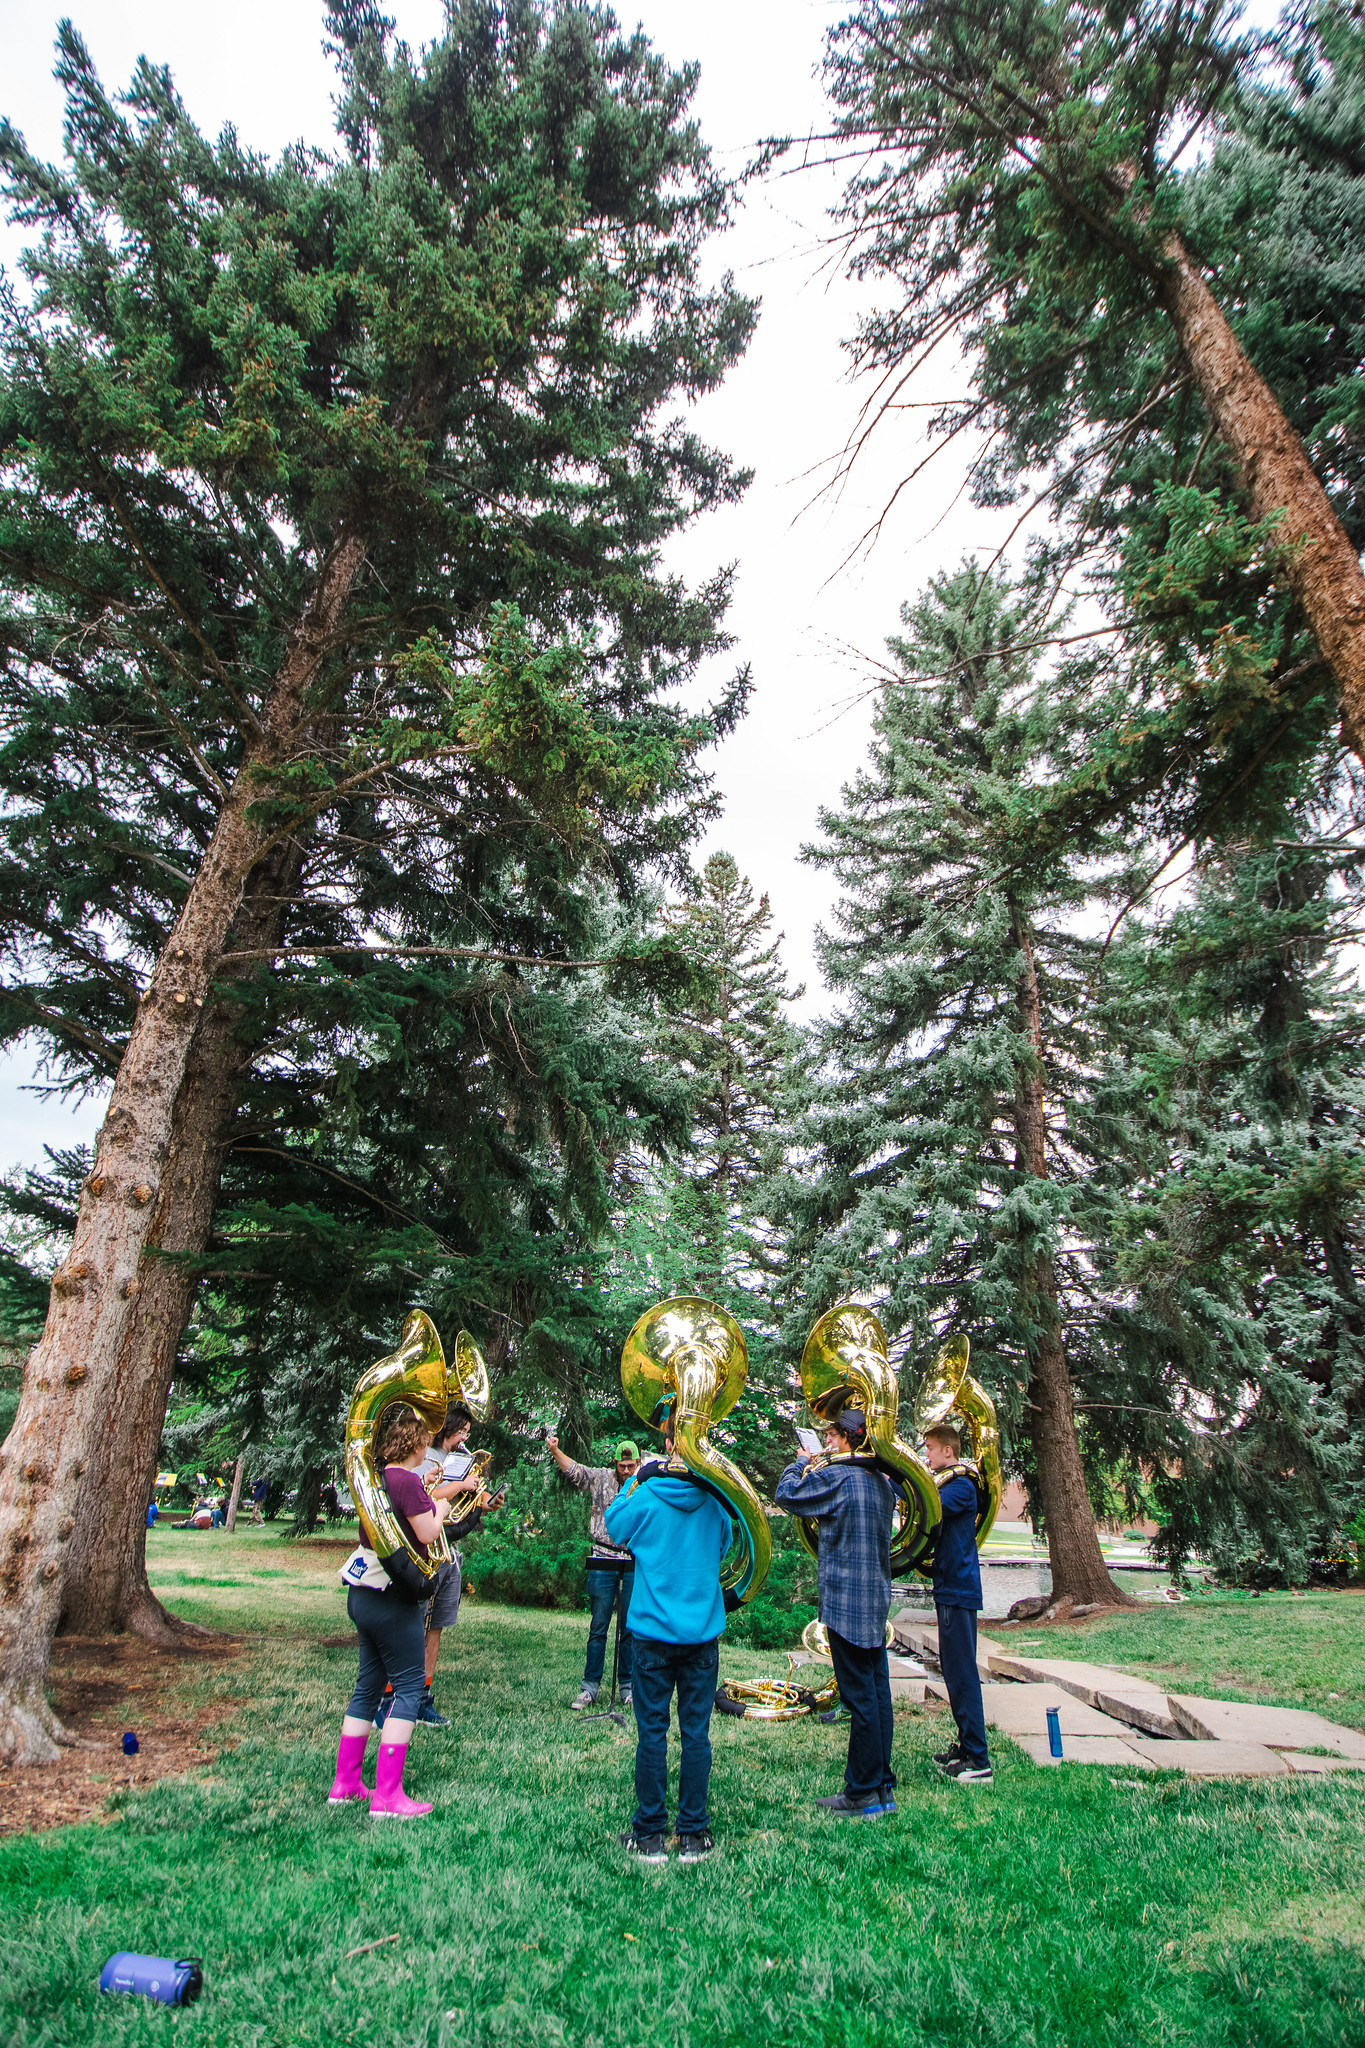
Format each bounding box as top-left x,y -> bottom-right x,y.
547,1433 -> 640,1710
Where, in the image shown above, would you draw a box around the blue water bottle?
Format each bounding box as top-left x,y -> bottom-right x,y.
1046,1706 -> 1064,1758
99,1954 -> 203,2005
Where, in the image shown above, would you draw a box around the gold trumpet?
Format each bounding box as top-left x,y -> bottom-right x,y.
794,1304 -> 942,1577
619,1296 -> 772,1608
911,1333 -> 1003,1551
344,1313 -> 491,1581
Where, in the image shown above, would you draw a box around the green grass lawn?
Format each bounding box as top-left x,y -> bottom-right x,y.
2,1531 -> 1364,2048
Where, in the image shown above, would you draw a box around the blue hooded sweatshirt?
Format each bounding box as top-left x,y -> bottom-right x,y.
603,1472 -> 732,1646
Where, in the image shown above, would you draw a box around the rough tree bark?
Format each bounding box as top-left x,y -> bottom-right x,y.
224,1455 -> 246,1535
0,530 -> 367,1760
57,839 -> 301,1645
1009,908 -> 1131,1610
1108,171 -> 1365,757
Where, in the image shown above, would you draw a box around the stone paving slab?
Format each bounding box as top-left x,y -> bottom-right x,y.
985,1653 -> 1167,1703
1093,1688 -> 1184,1739
1012,1734 -> 1156,1769
889,1678 -> 927,1702
1281,1752 -> 1365,1775
888,1654 -> 928,1679
1167,1695 -> 1365,1758
981,1683 -> 1123,1737
892,1618 -> 995,1678
1125,1738 -> 1290,1776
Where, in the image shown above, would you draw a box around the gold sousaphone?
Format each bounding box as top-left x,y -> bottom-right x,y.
345,1312 -> 491,1580
619,1296 -> 772,1608
910,1331 -> 1003,1553
795,1303 -> 942,1576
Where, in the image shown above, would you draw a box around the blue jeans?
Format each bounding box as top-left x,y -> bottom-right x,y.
827,1628 -> 895,1802
629,1634 -> 719,1837
344,1585 -> 427,1723
937,1603 -> 989,1767
584,1567 -> 634,1689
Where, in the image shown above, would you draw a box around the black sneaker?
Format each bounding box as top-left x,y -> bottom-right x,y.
941,1758 -> 993,1784
815,1790 -> 884,1818
415,1688 -> 449,1728
817,1706 -> 851,1724
677,1829 -> 714,1863
879,1785 -> 898,1815
619,1830 -> 668,1863
932,1743 -> 962,1768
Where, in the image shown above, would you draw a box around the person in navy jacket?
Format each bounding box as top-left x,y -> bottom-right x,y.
923,1423 -> 992,1783
603,1428 -> 732,1865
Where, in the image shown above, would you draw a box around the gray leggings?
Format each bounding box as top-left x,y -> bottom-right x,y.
345,1585 -> 426,1723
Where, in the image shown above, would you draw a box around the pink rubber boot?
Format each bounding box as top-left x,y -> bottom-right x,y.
368,1739 -> 432,1819
328,1732 -> 371,1804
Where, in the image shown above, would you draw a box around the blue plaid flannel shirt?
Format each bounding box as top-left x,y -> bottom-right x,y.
774,1458 -> 896,1647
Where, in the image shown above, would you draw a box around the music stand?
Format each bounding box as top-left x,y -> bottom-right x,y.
582,1555 -> 631,1727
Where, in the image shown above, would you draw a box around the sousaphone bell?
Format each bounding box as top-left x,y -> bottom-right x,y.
795,1303 -> 941,1576
345,1312 -> 491,1582
619,1296 -> 772,1608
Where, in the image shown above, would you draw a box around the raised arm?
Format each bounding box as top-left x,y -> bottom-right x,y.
546,1434 -> 587,1488
774,1460 -> 846,1518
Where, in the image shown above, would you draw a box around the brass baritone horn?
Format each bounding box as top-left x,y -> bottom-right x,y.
619,1296 -> 772,1608
796,1304 -> 941,1577
911,1333 -> 1003,1550
345,1313 -> 491,1582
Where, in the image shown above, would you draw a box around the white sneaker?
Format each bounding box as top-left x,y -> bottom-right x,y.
570,1686 -> 598,1711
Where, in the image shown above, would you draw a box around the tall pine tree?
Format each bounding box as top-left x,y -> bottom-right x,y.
783,564 -> 1134,1606
0,3 -> 754,1757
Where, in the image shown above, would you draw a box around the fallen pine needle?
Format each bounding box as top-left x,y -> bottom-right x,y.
345,1934 -> 401,1960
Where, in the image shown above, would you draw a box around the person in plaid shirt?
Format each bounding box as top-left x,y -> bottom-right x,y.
775,1408 -> 898,1818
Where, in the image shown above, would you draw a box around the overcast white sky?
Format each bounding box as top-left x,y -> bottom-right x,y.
0,0 -> 1023,1170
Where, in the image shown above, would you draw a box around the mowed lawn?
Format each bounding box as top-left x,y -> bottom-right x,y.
2,1529 -> 1364,2048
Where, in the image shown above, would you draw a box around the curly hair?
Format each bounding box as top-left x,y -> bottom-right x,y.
374,1404 -> 431,1468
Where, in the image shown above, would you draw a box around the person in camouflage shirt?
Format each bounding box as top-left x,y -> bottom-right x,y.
547,1435 -> 641,1709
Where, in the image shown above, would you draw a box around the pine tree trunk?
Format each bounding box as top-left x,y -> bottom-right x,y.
57,840 -> 302,1646
1010,910 -> 1132,1610
1154,232 -> 1365,760
0,531 -> 365,1761
224,1456 -> 246,1534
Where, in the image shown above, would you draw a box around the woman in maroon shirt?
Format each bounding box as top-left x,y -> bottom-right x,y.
329,1405 -> 450,1818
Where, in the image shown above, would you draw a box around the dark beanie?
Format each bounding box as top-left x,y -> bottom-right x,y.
837,1408 -> 867,1445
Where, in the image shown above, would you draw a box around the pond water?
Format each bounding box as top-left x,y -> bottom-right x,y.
892,1560 -> 1187,1618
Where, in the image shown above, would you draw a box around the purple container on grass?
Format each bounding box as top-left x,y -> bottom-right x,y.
1046,1705 -> 1063,1758
99,1954 -> 203,2005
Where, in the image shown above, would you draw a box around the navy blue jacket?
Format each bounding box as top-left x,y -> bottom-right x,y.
932,1472 -> 983,1610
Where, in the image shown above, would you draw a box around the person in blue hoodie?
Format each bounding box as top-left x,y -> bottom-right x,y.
922,1423 -> 992,1784
603,1425 -> 732,1866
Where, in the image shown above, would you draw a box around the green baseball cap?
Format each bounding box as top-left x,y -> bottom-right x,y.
616,1440 -> 640,1461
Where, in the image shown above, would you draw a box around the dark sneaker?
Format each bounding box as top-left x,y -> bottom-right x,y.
619,1830 -> 668,1864
415,1688 -> 449,1728
373,1691 -> 393,1730
677,1829 -> 714,1863
619,1687 -> 633,1711
815,1790 -> 884,1818
941,1758 -> 993,1784
817,1706 -> 852,1724
932,1744 -> 962,1768
879,1786 -> 898,1815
